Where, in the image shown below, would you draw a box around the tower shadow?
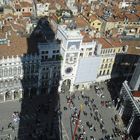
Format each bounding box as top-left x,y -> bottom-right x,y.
107,53 -> 139,104
17,17 -> 62,140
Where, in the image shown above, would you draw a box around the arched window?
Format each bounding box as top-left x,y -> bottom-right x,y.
0,69 -> 3,77
13,67 -> 17,75
18,67 -> 21,75
9,68 -> 12,76
4,68 -> 8,77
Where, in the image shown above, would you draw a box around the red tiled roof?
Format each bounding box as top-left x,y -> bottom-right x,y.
96,38 -> 123,48
0,26 -> 38,58
15,4 -> 21,9
81,31 -> 93,43
74,16 -> 88,28
133,91 -> 140,97
20,1 -> 32,7
22,12 -> 32,17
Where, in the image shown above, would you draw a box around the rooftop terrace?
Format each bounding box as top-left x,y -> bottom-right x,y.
58,25 -> 83,39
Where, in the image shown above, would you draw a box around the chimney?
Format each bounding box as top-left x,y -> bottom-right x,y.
7,40 -> 10,46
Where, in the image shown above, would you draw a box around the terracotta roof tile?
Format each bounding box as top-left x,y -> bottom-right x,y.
15,4 -> 21,9
122,40 -> 140,55
74,16 -> 88,28
133,91 -> 140,97
0,26 -> 38,57
22,12 -> 32,17
96,38 -> 123,48
81,31 -> 93,43
20,1 -> 32,7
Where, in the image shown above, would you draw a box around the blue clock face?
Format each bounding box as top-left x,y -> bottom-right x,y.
65,67 -> 73,74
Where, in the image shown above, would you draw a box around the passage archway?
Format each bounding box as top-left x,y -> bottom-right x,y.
61,79 -> 71,93
5,91 -> 12,101
14,91 -> 21,99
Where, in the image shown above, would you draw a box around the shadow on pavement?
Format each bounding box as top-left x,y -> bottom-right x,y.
17,17 -> 62,140
107,54 -> 139,101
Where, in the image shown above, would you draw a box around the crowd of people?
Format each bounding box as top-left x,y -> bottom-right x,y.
62,89 -> 129,140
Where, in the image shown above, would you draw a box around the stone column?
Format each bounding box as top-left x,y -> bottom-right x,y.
28,88 -> 31,97
69,79 -> 74,93
127,113 -> 135,134
118,104 -> 124,117
69,84 -> 74,93
12,91 -> 14,100
3,93 -> 5,102
20,90 -> 23,98
115,98 -> 120,109
58,80 -> 63,93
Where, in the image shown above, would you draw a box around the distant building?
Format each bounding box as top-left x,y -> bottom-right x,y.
117,58 -> 140,139
36,2 -> 50,17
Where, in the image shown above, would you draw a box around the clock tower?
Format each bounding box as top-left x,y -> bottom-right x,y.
56,25 -> 83,93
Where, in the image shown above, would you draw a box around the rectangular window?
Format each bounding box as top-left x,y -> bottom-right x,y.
89,52 -> 92,56
107,70 -> 110,75
108,63 -> 111,68
105,64 -> 107,68
52,55 -> 55,58
103,70 -> 106,75
41,56 -> 44,60
80,53 -> 83,57
45,56 -> 48,59
99,70 -> 102,75
101,64 -> 104,69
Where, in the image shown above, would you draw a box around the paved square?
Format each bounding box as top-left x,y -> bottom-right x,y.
0,82 -> 127,140
60,82 -> 126,140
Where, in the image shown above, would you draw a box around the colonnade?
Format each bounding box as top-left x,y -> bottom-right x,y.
0,90 -> 22,103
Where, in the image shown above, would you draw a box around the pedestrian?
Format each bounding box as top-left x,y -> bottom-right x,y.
12,126 -> 15,132
8,123 -> 12,128
1,126 -> 4,132
7,134 -> 11,138
90,113 -> 93,117
79,96 -> 81,100
83,129 -> 86,134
